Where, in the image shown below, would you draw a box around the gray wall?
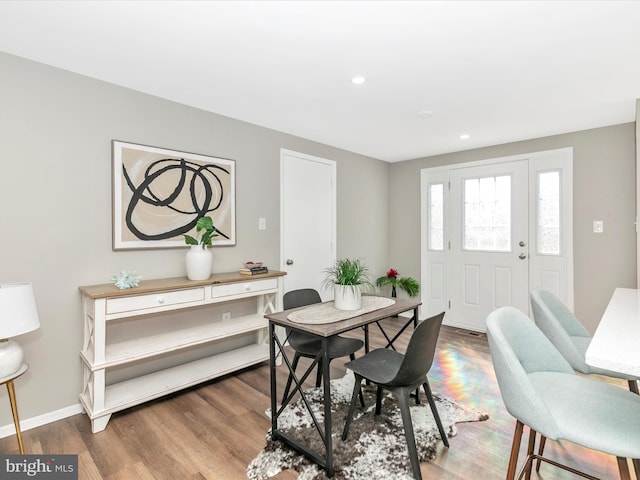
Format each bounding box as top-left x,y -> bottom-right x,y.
0,52 -> 389,426
389,123 -> 637,333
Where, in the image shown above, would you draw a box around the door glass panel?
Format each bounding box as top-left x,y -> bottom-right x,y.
429,183 -> 444,250
537,170 -> 560,255
463,175 -> 511,251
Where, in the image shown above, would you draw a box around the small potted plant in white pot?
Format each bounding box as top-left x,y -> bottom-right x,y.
183,216 -> 218,280
322,258 -> 373,310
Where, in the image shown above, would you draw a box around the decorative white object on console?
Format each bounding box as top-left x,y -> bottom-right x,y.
79,271 -> 285,433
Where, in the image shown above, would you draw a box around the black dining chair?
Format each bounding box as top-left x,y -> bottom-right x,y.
341,311 -> 448,480
281,288 -> 365,405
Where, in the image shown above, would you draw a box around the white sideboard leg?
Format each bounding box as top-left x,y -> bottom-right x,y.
91,414 -> 112,433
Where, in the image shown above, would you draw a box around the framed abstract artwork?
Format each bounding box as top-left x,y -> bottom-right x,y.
112,140 -> 236,250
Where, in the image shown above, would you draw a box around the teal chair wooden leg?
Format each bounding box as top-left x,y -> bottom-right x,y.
525,429 -> 536,480
616,458 -> 631,480
535,435 -> 546,472
506,421 -> 525,480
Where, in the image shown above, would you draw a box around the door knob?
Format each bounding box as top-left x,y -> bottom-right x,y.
519,241 -> 526,247
519,253 -> 527,260
286,259 -> 294,265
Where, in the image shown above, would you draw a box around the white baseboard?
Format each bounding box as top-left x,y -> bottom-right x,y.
0,403 -> 83,439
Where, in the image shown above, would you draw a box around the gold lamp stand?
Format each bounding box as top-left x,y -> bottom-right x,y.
0,363 -> 28,454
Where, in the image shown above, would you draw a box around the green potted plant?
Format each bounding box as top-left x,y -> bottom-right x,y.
376,268 -> 420,298
183,216 -> 218,248
183,216 -> 219,280
322,258 -> 373,310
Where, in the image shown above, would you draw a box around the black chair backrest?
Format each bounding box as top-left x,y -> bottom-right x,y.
283,289 -> 323,344
283,288 -> 322,310
389,312 -> 445,387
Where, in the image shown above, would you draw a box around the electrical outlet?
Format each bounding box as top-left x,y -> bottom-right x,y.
259,217 -> 267,230
222,312 -> 231,321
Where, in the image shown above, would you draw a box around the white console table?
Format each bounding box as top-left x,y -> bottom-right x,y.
79,270 -> 285,433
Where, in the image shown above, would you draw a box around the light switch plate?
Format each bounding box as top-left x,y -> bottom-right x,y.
593,220 -> 604,233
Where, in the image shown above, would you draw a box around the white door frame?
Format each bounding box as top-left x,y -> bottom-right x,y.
420,147 -> 574,328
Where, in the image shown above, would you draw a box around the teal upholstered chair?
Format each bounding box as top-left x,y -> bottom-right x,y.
530,289 -> 640,470
530,289 -> 639,392
486,306 -> 640,479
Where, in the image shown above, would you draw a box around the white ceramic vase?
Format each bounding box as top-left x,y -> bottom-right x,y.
185,245 -> 212,280
333,284 -> 362,311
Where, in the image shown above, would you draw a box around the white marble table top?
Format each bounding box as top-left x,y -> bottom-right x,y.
586,288 -> 640,377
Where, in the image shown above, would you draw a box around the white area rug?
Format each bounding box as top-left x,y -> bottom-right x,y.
247,372 -> 489,480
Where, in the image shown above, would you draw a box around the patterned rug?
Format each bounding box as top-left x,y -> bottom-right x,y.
247,372 -> 489,480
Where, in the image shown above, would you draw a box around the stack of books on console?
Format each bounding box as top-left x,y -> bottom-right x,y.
240,263 -> 269,275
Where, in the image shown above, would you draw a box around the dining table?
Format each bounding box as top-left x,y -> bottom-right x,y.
265,295 -> 422,477
585,287 -> 640,377
585,287 -> 640,477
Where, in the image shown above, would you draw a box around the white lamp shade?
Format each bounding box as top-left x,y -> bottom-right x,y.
0,283 -> 40,339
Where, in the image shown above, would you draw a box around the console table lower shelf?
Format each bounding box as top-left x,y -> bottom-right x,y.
80,343 -> 269,432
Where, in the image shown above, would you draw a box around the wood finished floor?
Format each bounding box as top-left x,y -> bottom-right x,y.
0,319 -> 630,479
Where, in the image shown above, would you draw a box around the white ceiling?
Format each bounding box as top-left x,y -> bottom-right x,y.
1,1 -> 640,162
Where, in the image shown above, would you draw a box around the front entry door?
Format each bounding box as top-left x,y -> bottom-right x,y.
447,160 -> 529,332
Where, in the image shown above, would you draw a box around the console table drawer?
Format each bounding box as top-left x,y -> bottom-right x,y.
211,278 -> 278,298
106,288 -> 205,315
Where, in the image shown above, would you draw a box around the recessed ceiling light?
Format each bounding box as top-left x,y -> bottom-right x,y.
460,134 -> 470,140
417,110 -> 433,117
351,76 -> 366,85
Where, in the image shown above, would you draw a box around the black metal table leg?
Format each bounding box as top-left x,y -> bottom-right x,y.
322,336 -> 334,477
364,324 -> 370,353
412,307 -> 420,403
269,322 -> 278,434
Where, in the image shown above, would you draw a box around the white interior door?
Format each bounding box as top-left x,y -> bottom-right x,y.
447,160 -> 529,331
280,149 -> 336,300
